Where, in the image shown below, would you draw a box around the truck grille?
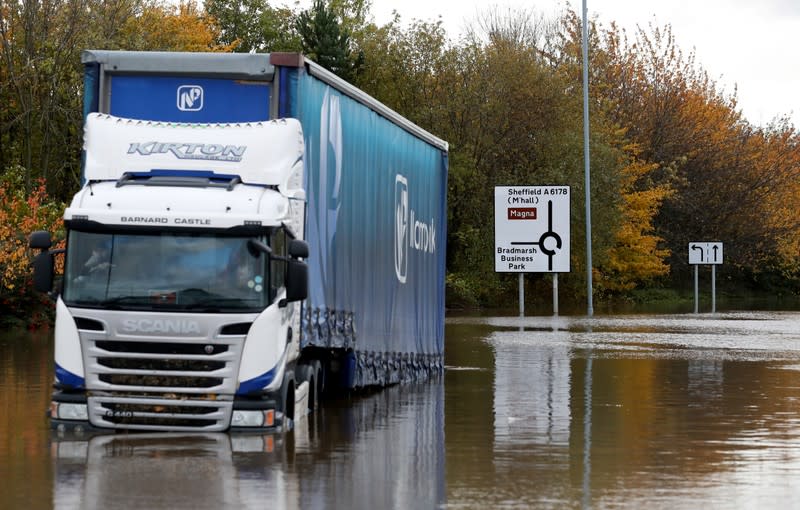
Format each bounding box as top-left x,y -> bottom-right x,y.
97,358 -> 226,372
89,395 -> 229,431
95,340 -> 229,356
98,374 -> 224,387
82,335 -> 244,431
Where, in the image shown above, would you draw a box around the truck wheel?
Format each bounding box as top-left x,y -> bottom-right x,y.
298,362 -> 319,412
311,360 -> 322,409
280,373 -> 295,432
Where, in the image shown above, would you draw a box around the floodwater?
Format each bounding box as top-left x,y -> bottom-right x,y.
4,311 -> 800,509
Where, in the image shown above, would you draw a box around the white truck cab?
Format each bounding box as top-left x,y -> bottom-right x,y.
31,114 -> 310,432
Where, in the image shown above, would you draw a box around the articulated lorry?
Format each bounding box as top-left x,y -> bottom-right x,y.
30,50 -> 448,433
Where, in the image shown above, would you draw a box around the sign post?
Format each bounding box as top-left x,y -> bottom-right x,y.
553,273 -> 559,316
688,242 -> 723,313
694,265 -> 699,314
495,186 -> 571,316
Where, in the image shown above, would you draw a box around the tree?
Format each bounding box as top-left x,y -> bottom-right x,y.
0,0 -> 232,202
0,0 -> 91,196
295,0 -> 361,81
590,19 -> 800,287
258,5 -> 302,52
372,9 -> 627,302
120,1 -> 231,52
205,0 -> 264,52
0,166 -> 64,326
601,151 -> 674,291
204,0 -> 299,53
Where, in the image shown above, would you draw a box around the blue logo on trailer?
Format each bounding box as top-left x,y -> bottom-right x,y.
110,76 -> 270,123
177,85 -> 203,111
395,174 -> 409,284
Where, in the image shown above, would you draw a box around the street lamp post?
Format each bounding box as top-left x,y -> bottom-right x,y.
582,0 -> 594,316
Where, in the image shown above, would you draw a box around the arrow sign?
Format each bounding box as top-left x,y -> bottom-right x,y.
691,244 -> 703,262
688,242 -> 723,265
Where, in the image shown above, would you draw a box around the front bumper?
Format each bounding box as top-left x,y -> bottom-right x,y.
50,390 -> 285,433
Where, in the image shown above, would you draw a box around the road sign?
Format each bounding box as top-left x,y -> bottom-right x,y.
495,186 -> 570,272
688,242 -> 723,265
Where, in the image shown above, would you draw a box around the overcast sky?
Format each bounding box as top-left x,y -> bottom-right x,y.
359,0 -> 799,128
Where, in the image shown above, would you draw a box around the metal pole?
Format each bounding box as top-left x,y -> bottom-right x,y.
582,0 -> 594,317
711,265 -> 716,314
553,273 -> 559,317
694,265 -> 699,314
519,273 -> 525,318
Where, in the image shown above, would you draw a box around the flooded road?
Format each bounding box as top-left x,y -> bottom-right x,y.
3,312 -> 800,509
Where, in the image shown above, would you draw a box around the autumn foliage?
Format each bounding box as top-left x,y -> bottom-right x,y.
587,20 -> 800,287
0,169 -> 64,326
1,0 -> 799,316
601,151 -> 674,292
118,2 -> 233,52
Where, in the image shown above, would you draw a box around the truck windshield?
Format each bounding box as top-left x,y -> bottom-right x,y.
62,230 -> 269,312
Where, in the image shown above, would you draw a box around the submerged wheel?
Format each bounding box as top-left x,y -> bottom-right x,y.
280,373 -> 295,432
310,360 -> 322,410
298,361 -> 322,412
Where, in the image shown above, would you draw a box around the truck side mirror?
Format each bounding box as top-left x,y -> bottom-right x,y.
29,231 -> 55,294
288,239 -> 309,259
32,251 -> 55,294
29,231 -> 52,250
284,259 -> 308,304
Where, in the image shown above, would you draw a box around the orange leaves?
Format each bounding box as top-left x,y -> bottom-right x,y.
579,15 -> 800,285
119,1 -> 234,53
602,153 -> 674,292
0,172 -> 64,296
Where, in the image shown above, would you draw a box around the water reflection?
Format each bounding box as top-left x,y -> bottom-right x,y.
51,381 -> 445,510
445,312 -> 800,509
489,327 -> 576,505
287,382 -> 445,509
0,329 -> 53,510
5,312 -> 800,509
687,360 -> 724,406
53,433 -> 292,510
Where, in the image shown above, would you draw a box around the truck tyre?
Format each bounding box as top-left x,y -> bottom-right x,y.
297,362 -> 320,412
311,360 -> 322,410
280,372 -> 295,432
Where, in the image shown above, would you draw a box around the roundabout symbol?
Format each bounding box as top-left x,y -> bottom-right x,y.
511,200 -> 563,271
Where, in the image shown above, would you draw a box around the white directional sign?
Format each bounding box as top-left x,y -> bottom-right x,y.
688,242 -> 723,265
495,186 -> 570,273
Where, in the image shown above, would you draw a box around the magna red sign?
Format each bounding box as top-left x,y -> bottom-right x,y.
508,208 -> 537,220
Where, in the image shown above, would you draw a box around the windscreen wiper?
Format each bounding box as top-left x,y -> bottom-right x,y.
183,297 -> 255,310
102,295 -> 153,309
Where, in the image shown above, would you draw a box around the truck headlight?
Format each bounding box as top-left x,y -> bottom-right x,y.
51,402 -> 88,421
231,409 -> 274,427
